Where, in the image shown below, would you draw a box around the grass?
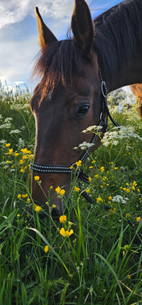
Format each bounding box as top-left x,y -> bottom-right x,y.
0,83 -> 142,305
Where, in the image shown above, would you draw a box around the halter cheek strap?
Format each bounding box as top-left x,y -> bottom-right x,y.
31,67 -> 119,202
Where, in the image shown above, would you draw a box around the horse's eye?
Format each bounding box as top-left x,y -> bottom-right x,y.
75,104 -> 90,118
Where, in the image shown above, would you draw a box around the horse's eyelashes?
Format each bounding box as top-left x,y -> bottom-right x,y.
75,103 -> 90,118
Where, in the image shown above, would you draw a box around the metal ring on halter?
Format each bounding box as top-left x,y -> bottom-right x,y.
101,81 -> 107,99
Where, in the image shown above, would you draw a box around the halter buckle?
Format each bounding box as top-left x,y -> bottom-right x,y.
101,81 -> 108,99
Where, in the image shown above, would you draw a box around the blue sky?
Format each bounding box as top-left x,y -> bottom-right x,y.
0,0 -> 122,89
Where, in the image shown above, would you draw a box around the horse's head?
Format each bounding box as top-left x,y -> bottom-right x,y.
30,0 -> 106,215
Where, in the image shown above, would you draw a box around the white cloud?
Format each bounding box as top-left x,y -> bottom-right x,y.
0,0 -> 94,30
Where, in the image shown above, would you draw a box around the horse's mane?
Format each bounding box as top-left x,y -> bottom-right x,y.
33,0 -> 142,100
94,0 -> 142,76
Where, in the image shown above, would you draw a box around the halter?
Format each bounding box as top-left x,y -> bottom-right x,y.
31,68 -> 118,202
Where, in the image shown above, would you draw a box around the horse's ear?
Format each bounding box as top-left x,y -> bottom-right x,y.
35,7 -> 57,50
71,0 -> 94,56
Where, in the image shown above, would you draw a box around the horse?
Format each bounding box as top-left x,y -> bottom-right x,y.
30,0 -> 142,215
130,84 -> 142,118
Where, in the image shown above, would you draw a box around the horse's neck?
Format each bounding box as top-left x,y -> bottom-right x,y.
95,0 -> 142,92
106,47 -> 142,92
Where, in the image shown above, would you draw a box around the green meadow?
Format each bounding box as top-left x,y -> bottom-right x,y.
0,82 -> 142,305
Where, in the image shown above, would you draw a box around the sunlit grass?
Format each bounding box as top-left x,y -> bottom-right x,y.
0,85 -> 142,304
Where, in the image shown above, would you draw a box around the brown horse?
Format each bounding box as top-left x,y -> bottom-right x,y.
30,0 -> 142,215
130,84 -> 142,118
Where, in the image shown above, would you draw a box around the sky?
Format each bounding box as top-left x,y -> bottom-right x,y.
0,0 -> 122,90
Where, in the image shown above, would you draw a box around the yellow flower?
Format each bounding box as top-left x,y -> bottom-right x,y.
52,204 -> 56,208
97,196 -> 103,203
125,213 -> 131,218
86,188 -> 90,193
89,177 -> 92,182
60,189 -> 65,196
59,227 -> 74,237
34,205 -> 42,212
133,181 -> 137,187
74,186 -> 80,192
127,274 -> 131,279
17,194 -> 21,199
75,160 -> 82,167
59,227 -> 66,237
100,166 -> 104,172
19,159 -> 24,164
108,196 -> 112,200
95,174 -> 99,178
132,186 -> 135,190
6,160 -> 10,164
59,215 -> 67,223
22,155 -> 28,160
27,198 -> 31,203
89,166 -> 93,169
114,167 -> 118,170
110,208 -> 116,214
5,143 -> 11,147
44,245 -> 49,253
34,176 -> 40,181
15,152 -> 19,157
20,168 -> 25,173
136,216 -> 141,222
8,148 -> 13,154
17,214 -> 20,217
21,148 -> 29,154
55,186 -> 61,194
22,194 -> 28,198
27,214 -> 30,217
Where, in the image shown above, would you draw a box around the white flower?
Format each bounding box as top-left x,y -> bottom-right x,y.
74,141 -> 94,150
112,195 -> 128,204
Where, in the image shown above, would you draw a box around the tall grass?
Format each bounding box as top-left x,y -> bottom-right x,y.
0,84 -> 142,305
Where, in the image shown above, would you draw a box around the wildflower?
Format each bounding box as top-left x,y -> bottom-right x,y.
59,215 -> 67,223
89,177 -> 92,182
55,186 -> 61,194
108,196 -> 112,200
60,189 -> 65,196
100,166 -> 104,172
27,214 -> 30,217
15,152 -> 19,157
59,227 -> 74,237
6,160 -> 10,164
5,143 -> 11,147
20,168 -> 25,173
44,245 -> 49,253
27,198 -> 31,203
34,205 -> 42,212
125,213 -> 131,218
22,155 -> 28,160
8,148 -> 13,154
21,148 -> 29,154
22,194 -> 28,198
136,216 -> 141,222
133,181 -> 137,187
75,160 -> 82,167
86,188 -> 90,193
132,186 -> 135,190
19,159 -> 24,164
112,195 -> 128,204
74,186 -> 80,192
52,204 -> 56,208
95,174 -> 99,178
110,208 -> 116,214
17,214 -> 20,217
127,274 -> 131,279
97,196 -> 103,203
114,167 -> 118,170
17,194 -> 21,199
89,166 -> 93,169
34,176 -> 40,181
